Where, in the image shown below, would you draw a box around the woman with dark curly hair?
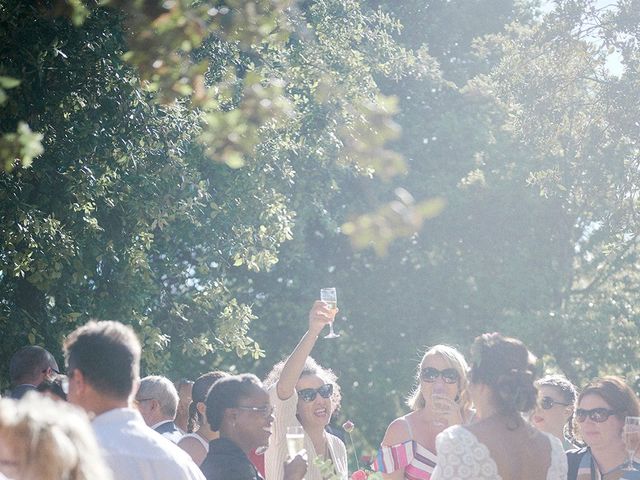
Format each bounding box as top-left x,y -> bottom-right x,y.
263,301 -> 347,480
432,332 -> 567,480
531,375 -> 578,449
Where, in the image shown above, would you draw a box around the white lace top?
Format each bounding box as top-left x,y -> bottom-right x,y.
431,425 -> 567,480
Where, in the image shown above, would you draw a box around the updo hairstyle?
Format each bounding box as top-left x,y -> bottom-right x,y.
187,370 -> 228,433
470,332 -> 538,420
536,374 -> 578,442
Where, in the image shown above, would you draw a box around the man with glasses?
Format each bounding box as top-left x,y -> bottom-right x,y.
8,345 -> 59,399
63,320 -> 205,480
136,375 -> 183,443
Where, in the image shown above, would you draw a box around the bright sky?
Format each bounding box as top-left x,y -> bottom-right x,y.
541,0 -> 624,76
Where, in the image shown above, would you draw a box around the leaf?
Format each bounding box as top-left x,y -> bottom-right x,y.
0,76 -> 20,89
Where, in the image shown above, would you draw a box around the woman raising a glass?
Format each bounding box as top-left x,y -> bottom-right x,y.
263,300 -> 348,480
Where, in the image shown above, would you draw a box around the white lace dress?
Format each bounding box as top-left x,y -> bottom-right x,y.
431,425 -> 567,480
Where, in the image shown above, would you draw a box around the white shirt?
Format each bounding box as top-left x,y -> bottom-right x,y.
92,408 -> 205,480
264,386 -> 348,480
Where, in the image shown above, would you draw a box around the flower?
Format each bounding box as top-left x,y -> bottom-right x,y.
351,469 -> 367,480
342,420 -> 355,433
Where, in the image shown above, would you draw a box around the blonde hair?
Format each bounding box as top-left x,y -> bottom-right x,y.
406,345 -> 471,416
0,393 -> 112,480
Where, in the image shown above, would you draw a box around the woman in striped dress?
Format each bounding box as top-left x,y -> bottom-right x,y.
375,345 -> 472,480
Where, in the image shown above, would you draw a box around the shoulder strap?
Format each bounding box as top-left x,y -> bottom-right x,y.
566,446 -> 588,480
401,416 -> 414,440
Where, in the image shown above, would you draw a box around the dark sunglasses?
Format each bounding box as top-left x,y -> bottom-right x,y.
420,367 -> 459,384
575,407 -> 618,423
539,396 -> 572,410
297,384 -> 333,402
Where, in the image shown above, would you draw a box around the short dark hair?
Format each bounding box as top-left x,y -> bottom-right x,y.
63,320 -> 141,399
9,346 -> 57,385
205,374 -> 263,431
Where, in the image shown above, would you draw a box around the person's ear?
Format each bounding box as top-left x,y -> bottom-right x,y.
197,401 -> 206,416
72,369 -> 87,394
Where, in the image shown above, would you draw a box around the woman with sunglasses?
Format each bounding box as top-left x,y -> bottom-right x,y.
432,333 -> 567,479
200,373 -> 305,480
567,376 -> 640,480
264,301 -> 348,480
531,375 -> 578,449
375,345 -> 472,479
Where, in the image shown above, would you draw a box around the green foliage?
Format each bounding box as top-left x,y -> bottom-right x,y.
1,0 -> 639,464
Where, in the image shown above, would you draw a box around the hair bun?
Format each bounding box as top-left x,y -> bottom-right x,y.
496,368 -> 537,413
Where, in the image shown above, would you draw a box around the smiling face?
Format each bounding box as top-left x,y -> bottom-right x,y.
577,393 -> 624,450
233,385 -> 274,452
296,374 -> 333,430
420,353 -> 460,405
531,385 -> 573,437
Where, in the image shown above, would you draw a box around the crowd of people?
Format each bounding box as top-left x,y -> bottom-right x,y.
0,300 -> 638,480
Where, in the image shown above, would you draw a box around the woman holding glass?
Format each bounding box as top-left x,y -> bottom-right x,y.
432,332 -> 567,479
567,376 -> 640,480
263,300 -> 348,480
375,344 -> 472,479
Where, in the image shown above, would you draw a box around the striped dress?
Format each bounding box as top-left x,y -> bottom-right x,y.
374,417 -> 436,480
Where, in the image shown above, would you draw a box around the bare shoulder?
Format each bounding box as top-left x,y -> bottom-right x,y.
381,416 -> 412,446
177,435 -> 206,451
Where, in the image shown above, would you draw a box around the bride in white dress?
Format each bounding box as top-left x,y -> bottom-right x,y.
431,333 -> 567,480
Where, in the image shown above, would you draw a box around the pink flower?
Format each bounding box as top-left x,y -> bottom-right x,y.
342,420 -> 355,433
351,469 -> 367,480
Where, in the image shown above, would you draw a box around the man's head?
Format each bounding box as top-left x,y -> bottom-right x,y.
63,320 -> 141,412
9,346 -> 59,387
135,376 -> 179,427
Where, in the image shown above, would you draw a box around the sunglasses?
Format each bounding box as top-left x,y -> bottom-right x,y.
420,367 -> 459,384
297,384 -> 333,402
236,405 -> 275,418
539,396 -> 572,410
575,407 -> 618,423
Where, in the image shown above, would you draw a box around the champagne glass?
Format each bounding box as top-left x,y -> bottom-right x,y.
286,426 -> 305,458
320,287 -> 339,339
623,416 -> 640,471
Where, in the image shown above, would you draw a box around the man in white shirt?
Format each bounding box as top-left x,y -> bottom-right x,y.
136,375 -> 183,443
63,320 -> 205,480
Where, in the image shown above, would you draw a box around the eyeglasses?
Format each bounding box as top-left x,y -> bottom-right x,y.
43,367 -> 61,375
420,367 -> 460,384
134,398 -> 155,406
236,405 -> 275,418
575,407 -> 618,423
297,384 -> 333,402
539,396 -> 572,410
